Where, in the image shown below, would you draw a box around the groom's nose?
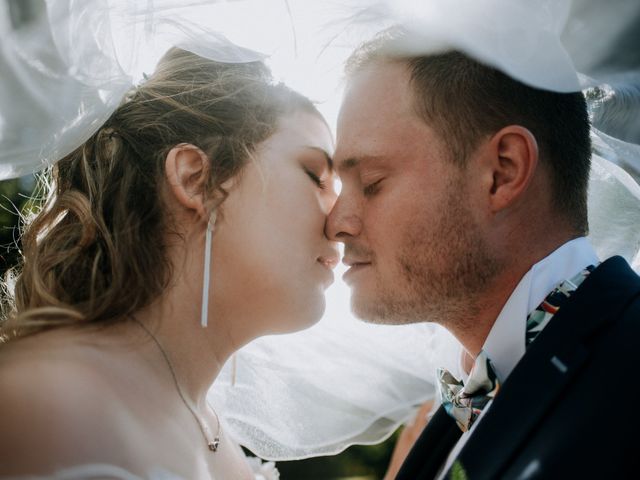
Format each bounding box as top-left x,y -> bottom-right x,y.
325,193 -> 362,242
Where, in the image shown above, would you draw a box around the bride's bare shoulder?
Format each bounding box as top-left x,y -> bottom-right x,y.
0,329 -> 118,394
0,331 -> 141,475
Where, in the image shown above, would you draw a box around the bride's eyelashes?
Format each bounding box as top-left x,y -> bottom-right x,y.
304,167 -> 327,189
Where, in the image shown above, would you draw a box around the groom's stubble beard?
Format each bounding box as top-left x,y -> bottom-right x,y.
353,177 -> 503,329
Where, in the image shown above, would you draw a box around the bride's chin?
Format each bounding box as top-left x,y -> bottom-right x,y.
274,292 -> 326,334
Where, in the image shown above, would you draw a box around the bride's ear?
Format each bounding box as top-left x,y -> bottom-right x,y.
164,143 -> 210,220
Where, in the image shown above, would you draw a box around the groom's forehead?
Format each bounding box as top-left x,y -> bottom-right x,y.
341,62 -> 415,116
334,155 -> 386,174
335,107 -> 435,176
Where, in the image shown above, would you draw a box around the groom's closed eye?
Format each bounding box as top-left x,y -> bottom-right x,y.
363,178 -> 384,196
359,163 -> 389,197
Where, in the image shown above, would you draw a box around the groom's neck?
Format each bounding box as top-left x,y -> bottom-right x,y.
453,231 -> 581,358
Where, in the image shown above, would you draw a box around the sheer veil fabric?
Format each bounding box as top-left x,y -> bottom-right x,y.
1,0 -> 639,462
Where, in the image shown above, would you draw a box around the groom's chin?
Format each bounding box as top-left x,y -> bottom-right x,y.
349,287 -> 429,325
349,285 -> 383,323
349,294 -> 403,325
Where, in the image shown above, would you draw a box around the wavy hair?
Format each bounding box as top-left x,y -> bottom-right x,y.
1,47 -> 319,341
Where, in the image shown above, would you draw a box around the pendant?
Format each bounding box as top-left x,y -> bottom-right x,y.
208,438 -> 220,452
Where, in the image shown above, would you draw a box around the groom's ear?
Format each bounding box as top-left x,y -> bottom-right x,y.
481,125 -> 539,214
164,143 -> 210,221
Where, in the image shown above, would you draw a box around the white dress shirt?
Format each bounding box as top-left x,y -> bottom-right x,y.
436,237 -> 599,479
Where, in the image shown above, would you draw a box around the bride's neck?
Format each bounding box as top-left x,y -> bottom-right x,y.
131,280 -> 240,407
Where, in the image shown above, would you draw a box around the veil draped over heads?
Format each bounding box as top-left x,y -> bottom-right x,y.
1,0 -> 639,460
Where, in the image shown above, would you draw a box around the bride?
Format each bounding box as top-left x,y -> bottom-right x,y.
0,45 -> 336,479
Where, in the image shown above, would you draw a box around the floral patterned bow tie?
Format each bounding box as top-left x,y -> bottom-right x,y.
437,350 -> 499,432
438,265 -> 596,432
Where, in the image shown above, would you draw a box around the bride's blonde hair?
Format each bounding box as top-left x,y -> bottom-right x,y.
0,47 -> 320,341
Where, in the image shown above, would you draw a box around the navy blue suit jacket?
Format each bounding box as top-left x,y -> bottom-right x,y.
396,256 -> 640,479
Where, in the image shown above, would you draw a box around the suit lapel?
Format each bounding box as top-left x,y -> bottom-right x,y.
448,331 -> 590,479
396,406 -> 461,480
444,256 -> 640,479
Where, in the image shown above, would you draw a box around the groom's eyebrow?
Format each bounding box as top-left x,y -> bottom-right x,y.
338,158 -> 359,173
336,155 -> 384,174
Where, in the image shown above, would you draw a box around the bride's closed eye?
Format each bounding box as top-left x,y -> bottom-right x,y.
304,167 -> 327,189
298,145 -> 334,192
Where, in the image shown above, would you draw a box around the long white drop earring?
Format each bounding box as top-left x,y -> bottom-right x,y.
201,212 -> 216,328
231,353 -> 237,387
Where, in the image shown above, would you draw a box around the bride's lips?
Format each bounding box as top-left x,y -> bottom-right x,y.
317,255 -> 339,270
342,257 -> 372,283
317,252 -> 339,287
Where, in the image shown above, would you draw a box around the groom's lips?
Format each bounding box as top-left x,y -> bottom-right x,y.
342,258 -> 372,283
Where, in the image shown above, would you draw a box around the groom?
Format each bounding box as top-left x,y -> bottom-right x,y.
326,33 -> 640,479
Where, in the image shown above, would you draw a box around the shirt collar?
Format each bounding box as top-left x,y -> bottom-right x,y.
481,237 -> 599,381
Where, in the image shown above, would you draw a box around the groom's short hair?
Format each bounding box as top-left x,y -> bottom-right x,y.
346,34 -> 592,235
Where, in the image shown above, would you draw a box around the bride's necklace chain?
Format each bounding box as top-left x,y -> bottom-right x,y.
131,316 -> 221,452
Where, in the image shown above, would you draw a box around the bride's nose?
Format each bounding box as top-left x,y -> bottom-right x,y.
319,180 -> 339,214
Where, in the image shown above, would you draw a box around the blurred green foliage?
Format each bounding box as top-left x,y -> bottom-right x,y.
0,175 -> 37,277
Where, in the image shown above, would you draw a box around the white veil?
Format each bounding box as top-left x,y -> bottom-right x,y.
1,0 -> 639,461
208,1 -> 640,460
